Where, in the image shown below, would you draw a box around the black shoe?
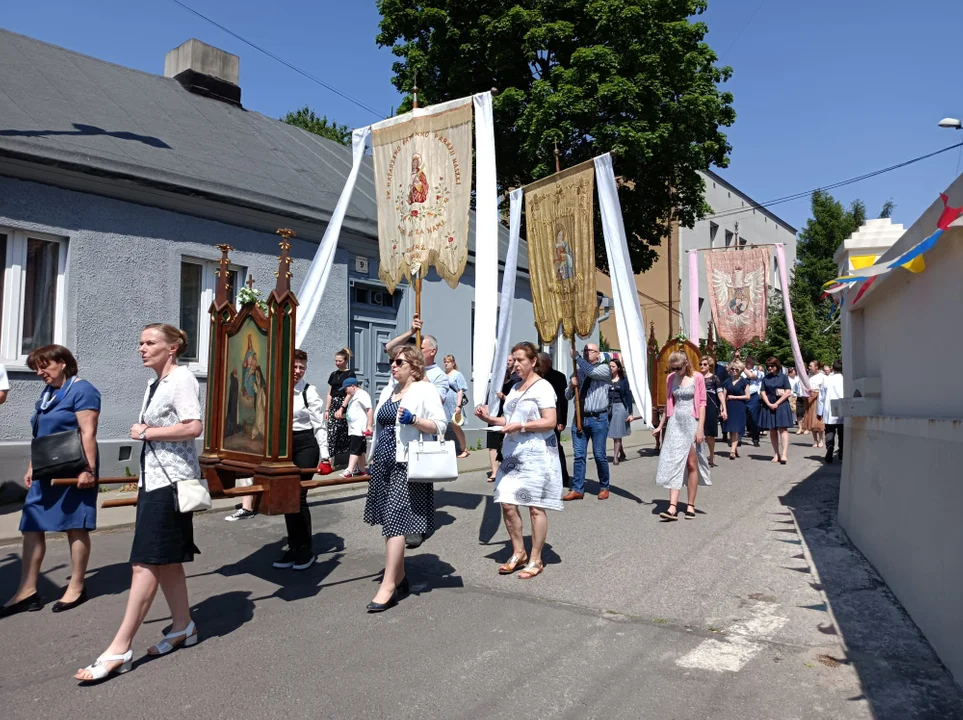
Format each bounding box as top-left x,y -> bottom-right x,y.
292,551 -> 316,571
1,592 -> 43,617
366,589 -> 399,613
396,577 -> 410,597
405,534 -> 424,549
824,454 -> 833,464
51,588 -> 88,613
273,550 -> 295,569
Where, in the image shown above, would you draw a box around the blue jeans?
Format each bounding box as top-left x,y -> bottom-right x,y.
571,414 -> 610,494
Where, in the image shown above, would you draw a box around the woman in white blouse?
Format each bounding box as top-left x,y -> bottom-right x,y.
76,324 -> 203,682
363,345 -> 447,612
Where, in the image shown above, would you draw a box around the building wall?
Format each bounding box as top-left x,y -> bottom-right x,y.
679,173 -> 798,343
838,223 -> 963,682
0,176 -> 348,495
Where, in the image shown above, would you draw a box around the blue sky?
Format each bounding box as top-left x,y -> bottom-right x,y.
4,0 -> 962,233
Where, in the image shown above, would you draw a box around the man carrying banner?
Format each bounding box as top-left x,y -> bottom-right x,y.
563,344 -> 612,501
743,356 -> 764,447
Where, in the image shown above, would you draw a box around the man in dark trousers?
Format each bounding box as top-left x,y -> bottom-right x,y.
539,352 -> 571,488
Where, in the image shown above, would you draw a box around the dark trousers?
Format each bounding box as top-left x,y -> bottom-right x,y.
825,423 -> 844,459
555,428 -> 570,487
746,394 -> 761,443
287,430 -> 320,553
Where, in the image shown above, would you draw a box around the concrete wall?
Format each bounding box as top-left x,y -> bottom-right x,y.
0,176 -> 348,495
837,214 -> 963,682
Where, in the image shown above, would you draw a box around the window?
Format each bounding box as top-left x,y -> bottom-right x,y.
179,258 -> 242,369
739,236 -> 748,248
724,230 -> 733,247
709,222 -> 719,248
0,229 -> 67,364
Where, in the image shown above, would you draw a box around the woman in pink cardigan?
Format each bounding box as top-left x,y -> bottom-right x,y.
651,352 -> 712,520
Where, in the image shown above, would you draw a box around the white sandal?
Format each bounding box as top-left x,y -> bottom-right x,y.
76,649 -> 132,681
147,620 -> 198,656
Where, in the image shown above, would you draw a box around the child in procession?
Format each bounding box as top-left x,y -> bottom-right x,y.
341,378 -> 373,478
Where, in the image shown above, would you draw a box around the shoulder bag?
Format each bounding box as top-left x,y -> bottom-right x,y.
406,433 -> 458,483
141,380 -> 211,513
30,379 -> 91,482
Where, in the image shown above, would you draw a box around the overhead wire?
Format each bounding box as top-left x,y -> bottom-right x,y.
718,0 -> 768,62
166,0 -> 386,120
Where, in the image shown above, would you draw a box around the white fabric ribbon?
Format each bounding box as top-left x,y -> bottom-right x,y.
471,92 -> 499,408
594,153 -> 652,426
295,126 -> 371,348
688,250 -> 700,344
486,188 -> 523,415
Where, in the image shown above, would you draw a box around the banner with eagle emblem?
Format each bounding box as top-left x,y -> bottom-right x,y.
705,248 -> 769,348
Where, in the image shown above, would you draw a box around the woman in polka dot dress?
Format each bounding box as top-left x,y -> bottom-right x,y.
364,345 -> 447,612
475,342 -> 562,580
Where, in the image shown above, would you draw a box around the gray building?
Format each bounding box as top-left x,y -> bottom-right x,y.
0,31 -> 537,497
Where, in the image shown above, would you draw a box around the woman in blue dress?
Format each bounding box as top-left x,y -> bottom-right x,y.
721,360 -> 749,460
757,357 -> 794,464
1,345 -> 101,617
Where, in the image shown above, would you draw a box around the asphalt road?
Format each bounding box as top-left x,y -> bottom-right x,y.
1,436 -> 960,720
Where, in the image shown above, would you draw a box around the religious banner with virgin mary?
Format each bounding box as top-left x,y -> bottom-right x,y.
705,247 -> 770,348
371,97 -> 474,293
524,159 -> 597,344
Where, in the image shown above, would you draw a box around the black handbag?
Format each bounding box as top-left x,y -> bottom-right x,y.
30,386 -> 89,482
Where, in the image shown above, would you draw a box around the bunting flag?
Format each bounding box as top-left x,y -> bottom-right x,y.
825,193 -> 963,294
525,159 -> 597,344
372,97 -> 474,293
705,247 -> 770,349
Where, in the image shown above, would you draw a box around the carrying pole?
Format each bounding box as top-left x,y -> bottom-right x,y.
412,74 -> 423,348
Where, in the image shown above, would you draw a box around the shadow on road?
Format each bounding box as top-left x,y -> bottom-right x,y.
781,461 -> 963,719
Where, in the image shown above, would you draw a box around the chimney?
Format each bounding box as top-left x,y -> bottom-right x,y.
164,39 -> 241,106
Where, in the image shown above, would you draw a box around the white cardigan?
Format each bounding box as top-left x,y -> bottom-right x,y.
368,379 -> 448,463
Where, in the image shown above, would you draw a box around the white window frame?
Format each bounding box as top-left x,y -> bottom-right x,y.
0,228 -> 68,366
180,257 -> 244,374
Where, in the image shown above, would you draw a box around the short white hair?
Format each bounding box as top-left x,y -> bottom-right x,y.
422,335 -> 438,352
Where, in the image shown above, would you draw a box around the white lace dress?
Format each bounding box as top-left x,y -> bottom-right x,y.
493,379 -> 564,511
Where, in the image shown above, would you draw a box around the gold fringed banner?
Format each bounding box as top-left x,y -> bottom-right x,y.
372,98 -> 473,293
525,160 -> 597,344
705,247 -> 770,349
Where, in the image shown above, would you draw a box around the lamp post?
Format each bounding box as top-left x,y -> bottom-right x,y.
938,117 -> 962,130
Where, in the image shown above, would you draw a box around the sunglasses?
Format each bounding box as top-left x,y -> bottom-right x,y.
669,365 -> 683,371
392,358 -> 408,367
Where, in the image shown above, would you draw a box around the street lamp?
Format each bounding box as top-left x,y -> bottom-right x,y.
938,117 -> 962,130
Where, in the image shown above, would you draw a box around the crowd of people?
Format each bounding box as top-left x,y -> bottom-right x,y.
0,315 -> 846,682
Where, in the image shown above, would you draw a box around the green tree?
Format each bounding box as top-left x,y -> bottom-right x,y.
281,106 -> 351,146
376,0 -> 736,272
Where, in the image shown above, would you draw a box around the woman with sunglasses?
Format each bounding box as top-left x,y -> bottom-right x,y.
758,357 -> 793,463
363,345 -> 447,613
699,356 -> 725,467
721,360 -> 749,460
651,352 -> 710,520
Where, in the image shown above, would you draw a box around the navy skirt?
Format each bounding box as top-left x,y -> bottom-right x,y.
758,401 -> 795,430
129,485 -> 199,565
722,399 -> 747,435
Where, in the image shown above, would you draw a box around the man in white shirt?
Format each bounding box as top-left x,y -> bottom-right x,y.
0,363 -> 8,404
341,378 -> 373,477
743,356 -> 764,446
819,360 -> 845,464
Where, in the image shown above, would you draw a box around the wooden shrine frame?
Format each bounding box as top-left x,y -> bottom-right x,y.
198,231 -> 301,515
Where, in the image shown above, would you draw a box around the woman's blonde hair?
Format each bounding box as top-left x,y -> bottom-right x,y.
729,360 -> 745,374
668,351 -> 692,377
700,355 -> 716,374
443,354 -> 457,370
336,347 -> 352,361
143,323 -> 189,358
396,345 -> 425,381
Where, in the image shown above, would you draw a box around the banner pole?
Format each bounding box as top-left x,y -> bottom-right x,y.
411,75 -> 423,348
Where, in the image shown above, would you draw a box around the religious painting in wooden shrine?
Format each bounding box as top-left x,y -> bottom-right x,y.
222,317 -> 269,454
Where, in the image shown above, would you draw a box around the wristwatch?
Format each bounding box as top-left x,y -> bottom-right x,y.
521,423 -> 527,433
139,430 -> 148,441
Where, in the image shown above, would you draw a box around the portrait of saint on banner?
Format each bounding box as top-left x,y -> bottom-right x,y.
371,98 -> 473,293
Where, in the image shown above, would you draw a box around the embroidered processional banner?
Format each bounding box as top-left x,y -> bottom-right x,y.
705,247 -> 769,348
525,160 -> 597,344
371,98 -> 473,293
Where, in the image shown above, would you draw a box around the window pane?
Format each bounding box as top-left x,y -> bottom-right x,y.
228,270 -> 240,306
0,234 -> 6,340
21,238 -> 59,355
179,262 -> 203,362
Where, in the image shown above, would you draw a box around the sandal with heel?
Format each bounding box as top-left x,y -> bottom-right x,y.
518,561 -> 544,579
75,649 -> 132,682
498,553 -> 528,575
147,620 -> 198,656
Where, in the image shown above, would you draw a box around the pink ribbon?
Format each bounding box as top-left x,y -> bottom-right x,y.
775,244 -> 810,392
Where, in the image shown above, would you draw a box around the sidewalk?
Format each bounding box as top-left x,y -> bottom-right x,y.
0,431 -> 656,544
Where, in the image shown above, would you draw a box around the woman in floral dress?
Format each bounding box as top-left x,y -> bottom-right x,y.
475,342 -> 562,580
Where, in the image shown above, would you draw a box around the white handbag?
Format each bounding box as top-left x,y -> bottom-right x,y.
406,434 -> 458,483
173,478 -> 213,513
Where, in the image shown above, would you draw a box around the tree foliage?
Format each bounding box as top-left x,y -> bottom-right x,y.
376,0 -> 736,272
281,106 -> 351,146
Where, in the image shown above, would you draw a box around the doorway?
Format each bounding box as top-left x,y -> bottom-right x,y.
349,282 -> 402,400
